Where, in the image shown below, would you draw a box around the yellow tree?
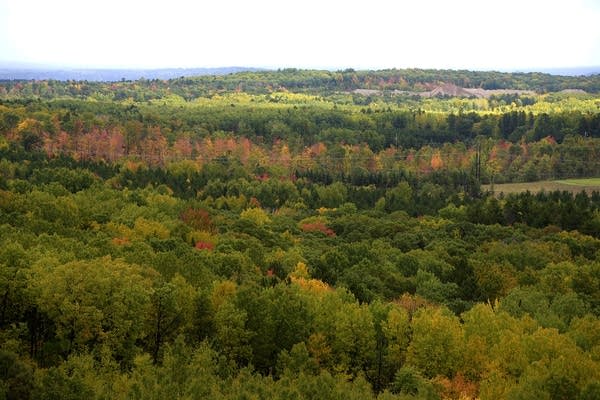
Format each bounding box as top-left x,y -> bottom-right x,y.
407,306 -> 465,378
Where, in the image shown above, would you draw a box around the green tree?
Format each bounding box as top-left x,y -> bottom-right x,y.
147,275 -> 196,363
384,181 -> 413,212
212,296 -> 253,368
316,182 -> 348,208
242,283 -> 312,374
331,301 -> 376,377
407,306 -> 465,378
0,350 -> 35,400
28,257 -> 155,364
126,339 -> 221,400
382,304 -> 411,373
0,242 -> 29,328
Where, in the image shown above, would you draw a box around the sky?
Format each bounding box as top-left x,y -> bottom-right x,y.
0,0 -> 599,71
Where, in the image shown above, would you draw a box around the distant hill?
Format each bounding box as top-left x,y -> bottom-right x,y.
511,66 -> 600,76
0,66 -> 266,81
1,67 -> 599,95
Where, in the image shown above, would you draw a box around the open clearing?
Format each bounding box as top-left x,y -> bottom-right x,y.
485,178 -> 600,195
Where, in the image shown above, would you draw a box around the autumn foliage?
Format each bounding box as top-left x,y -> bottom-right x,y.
194,241 -> 215,251
433,374 -> 479,400
430,151 -> 444,170
300,221 -> 336,237
2,68 -> 600,400
181,208 -> 214,232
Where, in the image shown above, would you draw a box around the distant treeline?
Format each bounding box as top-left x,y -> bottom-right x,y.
1,68 -> 600,99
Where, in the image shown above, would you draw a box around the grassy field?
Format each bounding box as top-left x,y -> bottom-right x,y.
484,178 -> 600,195
558,178 -> 600,186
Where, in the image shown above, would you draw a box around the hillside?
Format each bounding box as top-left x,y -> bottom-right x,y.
2,68 -> 600,93
1,68 -> 600,399
356,83 -> 537,98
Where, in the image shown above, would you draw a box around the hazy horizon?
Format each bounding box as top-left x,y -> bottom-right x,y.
1,61 -> 599,75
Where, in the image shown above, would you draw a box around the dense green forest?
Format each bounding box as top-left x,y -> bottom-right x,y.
2,69 -> 600,399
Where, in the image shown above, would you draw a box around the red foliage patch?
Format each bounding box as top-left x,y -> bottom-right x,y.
181,208 -> 214,232
111,237 -> 130,246
300,222 -> 336,237
194,241 -> 214,251
430,152 -> 444,170
434,373 -> 479,400
249,197 -> 261,208
498,139 -> 511,150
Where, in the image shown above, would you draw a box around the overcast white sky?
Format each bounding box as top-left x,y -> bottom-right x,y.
0,0 -> 599,70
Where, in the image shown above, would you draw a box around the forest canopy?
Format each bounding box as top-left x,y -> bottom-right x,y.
1,68 -> 600,399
